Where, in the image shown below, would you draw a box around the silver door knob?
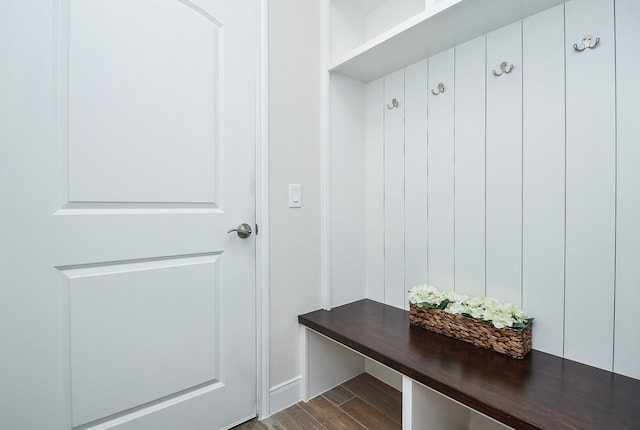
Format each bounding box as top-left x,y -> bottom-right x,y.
227,223 -> 252,239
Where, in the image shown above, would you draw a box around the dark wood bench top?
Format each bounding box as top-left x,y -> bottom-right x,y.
298,299 -> 640,430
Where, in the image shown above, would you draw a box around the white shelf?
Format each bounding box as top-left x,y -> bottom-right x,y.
329,0 -> 568,82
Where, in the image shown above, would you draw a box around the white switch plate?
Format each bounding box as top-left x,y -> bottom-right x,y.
288,184 -> 301,208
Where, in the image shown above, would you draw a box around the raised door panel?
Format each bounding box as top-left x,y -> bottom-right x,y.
485,21 -> 523,307
427,48 -> 455,291
454,35 -> 486,297
64,255 -> 219,426
521,5 -> 565,357
564,0 -> 615,371
67,0 -> 221,205
384,69 -> 406,309
614,0 -> 640,380
365,78 -> 385,302
404,59 -> 428,305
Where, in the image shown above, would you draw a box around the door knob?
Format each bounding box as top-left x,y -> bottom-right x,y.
227,223 -> 252,238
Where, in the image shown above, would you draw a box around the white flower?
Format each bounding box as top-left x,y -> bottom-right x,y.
468,306 -> 485,319
445,301 -> 467,314
443,290 -> 469,304
408,284 -> 532,329
485,309 -> 515,328
514,308 -> 528,323
408,284 -> 446,306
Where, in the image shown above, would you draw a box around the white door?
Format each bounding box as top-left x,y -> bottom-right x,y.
0,1 -> 257,429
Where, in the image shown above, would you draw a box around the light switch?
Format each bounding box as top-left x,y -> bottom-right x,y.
288,184 -> 301,208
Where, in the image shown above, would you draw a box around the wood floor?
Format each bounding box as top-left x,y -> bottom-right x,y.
233,373 -> 401,430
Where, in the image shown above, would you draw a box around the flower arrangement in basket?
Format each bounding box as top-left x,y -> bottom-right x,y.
408,284 -> 534,359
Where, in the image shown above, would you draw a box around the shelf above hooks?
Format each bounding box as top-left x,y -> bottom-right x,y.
327,0 -> 567,83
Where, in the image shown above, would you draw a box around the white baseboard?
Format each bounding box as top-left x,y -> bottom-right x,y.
268,376 -> 303,416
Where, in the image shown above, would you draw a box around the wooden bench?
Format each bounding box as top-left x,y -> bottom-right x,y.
299,299 -> 640,430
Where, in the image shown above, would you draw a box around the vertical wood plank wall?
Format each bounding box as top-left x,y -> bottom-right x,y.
454,36 -> 486,298
427,49 -> 455,291
614,0 -> 640,380
365,79 -> 385,303
383,70 -> 406,310
330,74 -> 366,307
335,0 -> 639,379
485,22 -> 523,308
521,5 -> 566,357
404,60 -> 428,310
564,0 -> 616,370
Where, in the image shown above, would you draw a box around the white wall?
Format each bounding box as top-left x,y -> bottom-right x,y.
268,0 -> 323,405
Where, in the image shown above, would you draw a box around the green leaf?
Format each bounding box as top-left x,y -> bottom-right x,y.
417,302 -> 439,309
512,318 -> 534,329
437,299 -> 451,310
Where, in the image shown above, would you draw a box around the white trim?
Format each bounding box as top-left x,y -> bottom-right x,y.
255,0 -> 270,420
301,324 -> 310,402
268,376 -> 303,416
320,0 -> 332,310
402,376 -> 414,430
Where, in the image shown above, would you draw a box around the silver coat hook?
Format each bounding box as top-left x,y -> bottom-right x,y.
492,61 -> 514,77
387,98 -> 399,110
573,34 -> 600,52
431,83 -> 445,95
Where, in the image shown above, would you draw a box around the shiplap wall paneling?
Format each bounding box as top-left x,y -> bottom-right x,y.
330,74 -> 366,307
453,35 -> 486,298
614,0 -> 640,380
384,69 -> 406,309
365,78 -> 385,303
564,0 -> 616,371
404,60 -> 428,307
485,22 -> 523,307
521,5 -> 565,357
427,48 -> 455,291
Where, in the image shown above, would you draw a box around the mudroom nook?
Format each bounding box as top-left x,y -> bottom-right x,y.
300,0 -> 640,428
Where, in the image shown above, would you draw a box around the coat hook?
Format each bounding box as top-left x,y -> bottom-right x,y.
431,83 -> 445,95
492,61 -> 514,77
387,98 -> 399,110
573,34 -> 600,52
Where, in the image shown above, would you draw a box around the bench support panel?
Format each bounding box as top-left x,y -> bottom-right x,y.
304,329 -> 365,400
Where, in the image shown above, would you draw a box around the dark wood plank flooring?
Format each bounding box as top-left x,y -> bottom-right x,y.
233,373 -> 401,430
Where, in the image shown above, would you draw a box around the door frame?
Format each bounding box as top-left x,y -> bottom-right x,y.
256,0 -> 270,420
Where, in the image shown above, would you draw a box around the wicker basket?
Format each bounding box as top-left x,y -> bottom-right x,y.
409,303 -> 532,359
